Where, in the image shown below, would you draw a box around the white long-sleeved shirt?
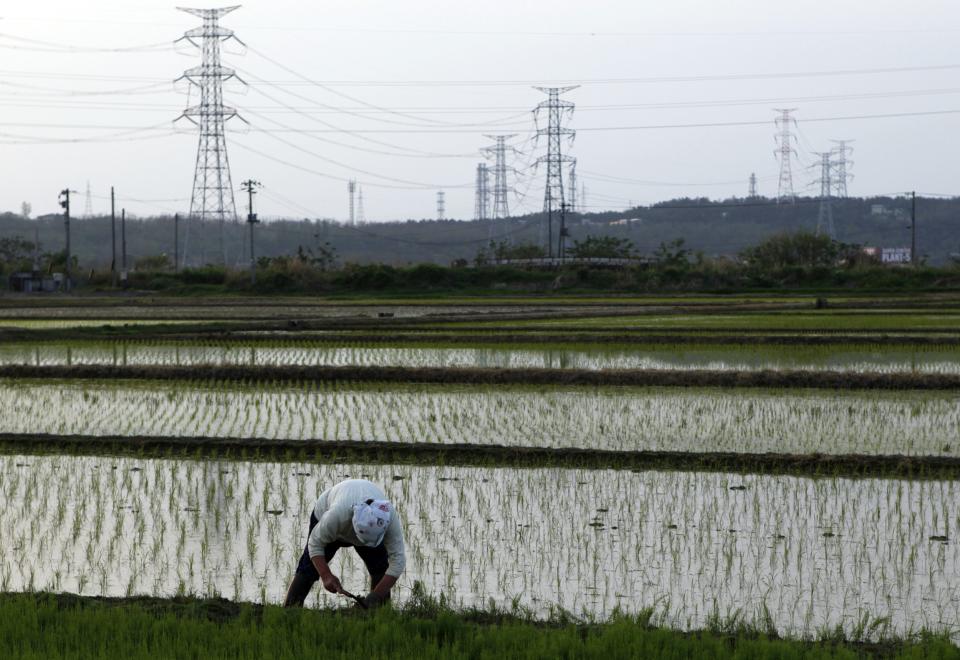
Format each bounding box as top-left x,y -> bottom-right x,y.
307,479 -> 406,578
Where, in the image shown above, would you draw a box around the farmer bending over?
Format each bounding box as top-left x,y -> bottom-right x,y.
284,478 -> 405,609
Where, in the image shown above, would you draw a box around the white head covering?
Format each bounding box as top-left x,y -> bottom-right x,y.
352,499 -> 392,547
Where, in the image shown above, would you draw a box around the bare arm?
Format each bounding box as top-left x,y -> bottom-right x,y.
372,574 -> 397,598
311,555 -> 343,594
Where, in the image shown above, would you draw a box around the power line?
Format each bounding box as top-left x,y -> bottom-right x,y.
178,63 -> 960,87
0,32 -> 174,53
229,139 -> 471,190
235,65 -> 484,157
234,119 -> 474,189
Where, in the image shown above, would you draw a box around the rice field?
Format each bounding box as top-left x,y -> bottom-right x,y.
1,453 -> 956,640
460,311 -> 960,332
2,296 -> 959,648
0,378 -> 956,457
3,340 -> 960,374
0,319 -> 201,329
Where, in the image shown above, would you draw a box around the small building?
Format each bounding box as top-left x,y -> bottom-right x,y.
870,204 -> 888,216
8,272 -> 63,292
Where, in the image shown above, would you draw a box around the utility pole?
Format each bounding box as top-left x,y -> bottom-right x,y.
534,86 -> 578,257
437,191 -> 446,221
121,208 -> 127,288
110,187 -> 117,287
356,185 -> 366,224
175,6 -> 246,266
774,108 -> 798,203
58,189 -> 71,291
174,213 -> 180,273
814,152 -> 835,239
911,191 -> 918,266
241,179 -> 261,285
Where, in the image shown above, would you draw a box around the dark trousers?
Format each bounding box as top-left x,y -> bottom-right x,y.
295,512 -> 389,590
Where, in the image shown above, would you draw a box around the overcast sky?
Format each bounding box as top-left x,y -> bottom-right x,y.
0,0 -> 958,221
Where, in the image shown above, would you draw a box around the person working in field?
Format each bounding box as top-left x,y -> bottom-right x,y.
284,478 -> 405,609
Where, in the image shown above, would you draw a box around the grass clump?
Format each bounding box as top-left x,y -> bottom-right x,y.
0,592 -> 957,659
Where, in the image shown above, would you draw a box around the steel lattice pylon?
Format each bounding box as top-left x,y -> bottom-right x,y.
831,139 -> 854,198
568,161 -> 578,213
814,151 -> 835,239
348,180 -> 357,225
483,134 -> 517,220
176,6 -> 245,264
475,163 -> 490,221
534,86 -> 578,257
774,108 -> 797,204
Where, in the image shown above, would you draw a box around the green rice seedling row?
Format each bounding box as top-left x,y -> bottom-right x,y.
0,379 -> 956,456
2,340 -> 960,374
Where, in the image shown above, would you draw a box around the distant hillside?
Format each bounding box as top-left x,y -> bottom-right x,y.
1,195 -> 956,268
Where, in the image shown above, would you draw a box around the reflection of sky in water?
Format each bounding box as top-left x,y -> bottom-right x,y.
1,342 -> 960,374
1,454 -> 956,641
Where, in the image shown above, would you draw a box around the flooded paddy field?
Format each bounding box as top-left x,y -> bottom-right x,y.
0,304 -> 637,323
0,379 -> 956,457
1,453 -> 956,639
2,339 -> 960,374
458,311 -> 960,333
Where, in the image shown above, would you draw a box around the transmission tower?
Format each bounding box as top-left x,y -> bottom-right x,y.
748,173 -> 758,199
356,185 -> 366,224
831,140 -> 854,198
774,108 -> 798,204
474,164 -> 491,221
534,86 -> 578,257
175,6 -> 246,265
83,181 -> 94,218
437,191 -> 446,221
814,152 -> 835,239
482,134 -> 517,220
348,180 -> 357,225
568,161 -> 578,213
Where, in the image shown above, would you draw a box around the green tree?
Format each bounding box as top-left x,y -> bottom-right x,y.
134,254 -> 172,271
299,236 -> 338,271
653,239 -> 690,267
476,241 -> 547,265
566,235 -> 636,259
739,232 -> 845,270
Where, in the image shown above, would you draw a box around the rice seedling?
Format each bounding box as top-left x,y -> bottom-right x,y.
0,453 -> 957,642
3,339 -> 960,374
0,378 -> 956,457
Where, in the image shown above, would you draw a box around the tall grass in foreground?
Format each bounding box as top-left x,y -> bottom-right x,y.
1,593 -> 957,660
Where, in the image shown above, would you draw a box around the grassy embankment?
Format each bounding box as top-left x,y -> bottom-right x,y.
1,593 -> 957,659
